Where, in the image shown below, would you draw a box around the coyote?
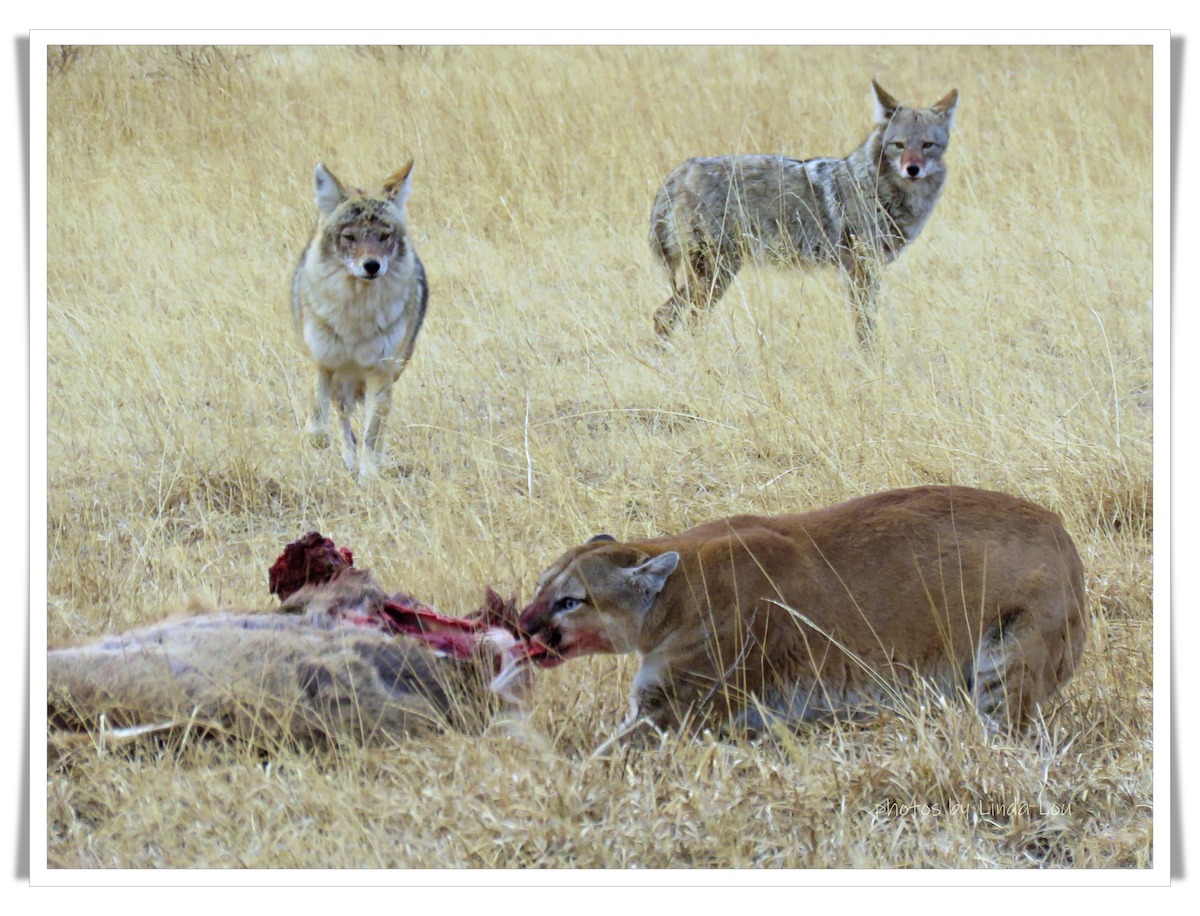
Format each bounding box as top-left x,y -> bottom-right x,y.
519,486 -> 1087,751
291,161 -> 428,481
650,81 -> 959,345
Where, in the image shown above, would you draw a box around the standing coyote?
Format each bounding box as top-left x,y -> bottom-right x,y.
519,486 -> 1086,751
291,161 -> 428,481
650,81 -> 959,345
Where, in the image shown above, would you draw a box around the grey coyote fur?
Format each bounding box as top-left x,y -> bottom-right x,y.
291,161 -> 428,480
650,81 -> 958,345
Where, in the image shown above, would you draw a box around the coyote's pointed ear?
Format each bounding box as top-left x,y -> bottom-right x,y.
626,552 -> 679,610
872,80 -> 901,122
313,163 -> 346,215
932,88 -> 959,129
383,159 -> 415,211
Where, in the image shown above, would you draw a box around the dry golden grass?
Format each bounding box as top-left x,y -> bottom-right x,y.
44,44 -> 1153,871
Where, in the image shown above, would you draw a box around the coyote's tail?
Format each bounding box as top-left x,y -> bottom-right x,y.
649,188 -> 682,275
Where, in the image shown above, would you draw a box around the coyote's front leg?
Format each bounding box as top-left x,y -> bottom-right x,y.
358,370 -> 397,482
307,367 -> 334,449
840,237 -> 883,348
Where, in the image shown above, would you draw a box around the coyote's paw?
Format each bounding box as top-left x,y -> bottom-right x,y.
355,456 -> 381,485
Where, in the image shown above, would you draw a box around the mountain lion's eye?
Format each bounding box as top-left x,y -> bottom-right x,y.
556,596 -> 582,613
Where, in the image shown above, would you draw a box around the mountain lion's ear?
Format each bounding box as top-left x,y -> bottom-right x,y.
627,551 -> 679,599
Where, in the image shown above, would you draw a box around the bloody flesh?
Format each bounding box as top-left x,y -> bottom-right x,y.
267,532 -> 551,666
268,531 -> 354,600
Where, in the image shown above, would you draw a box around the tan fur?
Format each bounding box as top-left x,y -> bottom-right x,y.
291,161 -> 428,481
519,486 -> 1087,744
48,577 -> 527,749
650,82 -> 958,345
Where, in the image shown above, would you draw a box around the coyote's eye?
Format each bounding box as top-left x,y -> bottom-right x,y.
891,141 -> 905,150
340,231 -> 357,244
555,596 -> 583,613
922,142 -> 936,151
378,230 -> 393,242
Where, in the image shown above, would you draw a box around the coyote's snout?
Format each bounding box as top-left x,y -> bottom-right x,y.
520,487 -> 1087,751
291,161 -> 429,481
650,81 -> 958,346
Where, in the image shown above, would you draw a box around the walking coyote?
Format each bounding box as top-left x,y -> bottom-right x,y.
650,81 -> 959,345
291,161 -> 429,481
519,486 -> 1086,751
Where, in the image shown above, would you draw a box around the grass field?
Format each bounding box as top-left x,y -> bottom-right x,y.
43,43 -> 1154,871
